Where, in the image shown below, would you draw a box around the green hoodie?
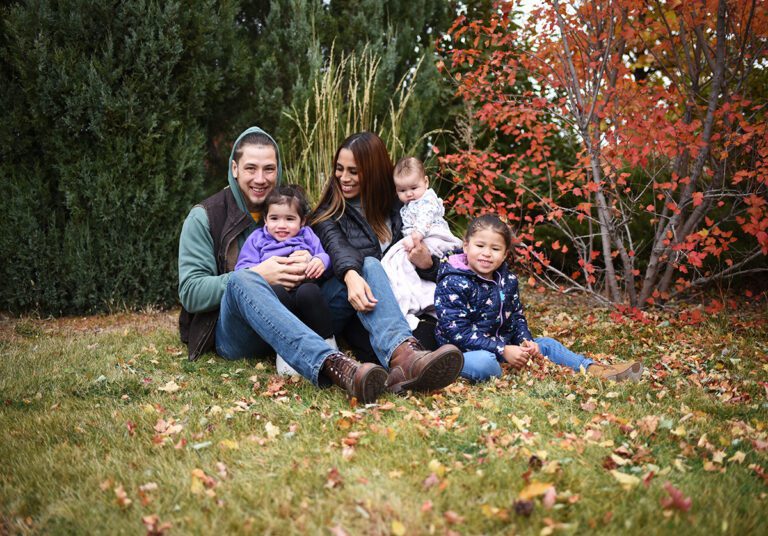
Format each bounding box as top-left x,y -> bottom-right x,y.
178,126 -> 283,313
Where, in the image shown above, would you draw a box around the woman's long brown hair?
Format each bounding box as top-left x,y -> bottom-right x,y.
311,132 -> 396,243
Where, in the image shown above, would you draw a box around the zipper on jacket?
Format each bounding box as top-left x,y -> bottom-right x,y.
495,273 -> 505,338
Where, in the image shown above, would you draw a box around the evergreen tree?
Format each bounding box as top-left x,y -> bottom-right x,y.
0,0 -> 246,313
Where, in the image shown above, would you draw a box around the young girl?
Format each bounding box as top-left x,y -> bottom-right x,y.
434,214 -> 643,382
236,184 -> 335,375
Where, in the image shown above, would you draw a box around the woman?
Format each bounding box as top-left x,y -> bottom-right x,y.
311,132 -> 463,395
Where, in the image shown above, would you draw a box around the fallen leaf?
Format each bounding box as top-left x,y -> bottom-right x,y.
325,467 -> 343,489
142,514 -> 172,536
514,499 -> 534,517
518,480 -> 553,500
391,520 -> 406,536
423,473 -> 440,489
329,525 -> 349,536
157,381 -> 180,393
542,486 -> 557,509
610,470 -> 640,490
728,451 -> 746,464
660,482 -> 692,512
444,511 -> 464,524
219,439 -> 239,450
265,422 -> 280,439
428,459 -> 446,477
421,500 -> 433,513
114,485 -> 132,508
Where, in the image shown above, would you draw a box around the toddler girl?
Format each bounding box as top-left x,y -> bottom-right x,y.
434,214 -> 643,382
236,184 -> 335,374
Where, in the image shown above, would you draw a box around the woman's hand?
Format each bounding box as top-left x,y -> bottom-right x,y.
503,345 -> 530,370
305,257 -> 325,279
343,270 -> 378,312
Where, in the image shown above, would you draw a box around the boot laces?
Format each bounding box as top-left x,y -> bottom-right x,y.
327,353 -> 357,384
406,339 -> 425,353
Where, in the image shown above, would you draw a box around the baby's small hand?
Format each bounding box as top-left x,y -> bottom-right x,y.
411,231 -> 424,248
402,235 -> 415,252
305,257 -> 325,279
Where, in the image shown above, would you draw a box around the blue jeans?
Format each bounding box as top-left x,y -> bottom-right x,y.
461,337 -> 594,382
321,257 -> 413,368
215,269 -> 334,386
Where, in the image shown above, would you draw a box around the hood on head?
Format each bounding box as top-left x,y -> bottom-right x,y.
227,126 -> 283,215
437,251 -> 511,282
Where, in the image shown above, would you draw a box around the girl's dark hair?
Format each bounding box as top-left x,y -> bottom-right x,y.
464,214 -> 513,251
310,132 -> 395,243
264,184 -> 310,221
233,132 -> 277,162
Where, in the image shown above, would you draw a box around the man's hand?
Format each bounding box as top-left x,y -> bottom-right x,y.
250,256 -> 306,289
407,241 -> 433,270
305,257 -> 325,279
343,270 -> 378,312
503,345 -> 530,370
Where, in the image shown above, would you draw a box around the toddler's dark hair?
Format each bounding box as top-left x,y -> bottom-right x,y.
264,184 -> 310,221
464,214 -> 513,251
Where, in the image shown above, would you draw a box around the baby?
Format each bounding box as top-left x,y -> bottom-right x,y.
382,157 -> 462,329
394,157 -> 456,253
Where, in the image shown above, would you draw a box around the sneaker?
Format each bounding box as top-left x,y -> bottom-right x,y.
275,354 -> 300,377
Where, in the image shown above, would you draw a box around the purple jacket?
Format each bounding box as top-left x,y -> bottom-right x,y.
235,226 -> 331,272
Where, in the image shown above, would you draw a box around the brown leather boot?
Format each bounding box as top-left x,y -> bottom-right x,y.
386,339 -> 464,395
322,352 -> 387,403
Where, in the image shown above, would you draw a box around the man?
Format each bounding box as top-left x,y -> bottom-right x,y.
178,126 -> 462,403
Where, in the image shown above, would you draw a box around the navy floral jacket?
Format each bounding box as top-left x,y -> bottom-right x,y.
434,253 -> 533,359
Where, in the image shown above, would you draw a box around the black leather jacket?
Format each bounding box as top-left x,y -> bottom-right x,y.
312,200 -> 438,282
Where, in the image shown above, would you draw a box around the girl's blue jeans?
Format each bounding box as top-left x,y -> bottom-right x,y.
461,337 -> 594,382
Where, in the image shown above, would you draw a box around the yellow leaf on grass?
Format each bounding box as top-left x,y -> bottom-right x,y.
610,470 -> 640,490
728,451 -> 746,464
219,439 -> 239,450
518,480 -> 553,500
158,381 -> 180,393
428,459 -> 446,477
265,422 -> 280,439
391,520 -> 406,536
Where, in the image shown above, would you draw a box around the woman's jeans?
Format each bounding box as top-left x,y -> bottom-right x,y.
320,257 -> 413,367
461,337 -> 594,382
215,269 -> 335,386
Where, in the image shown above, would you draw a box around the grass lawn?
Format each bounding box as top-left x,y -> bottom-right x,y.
1,291 -> 766,535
